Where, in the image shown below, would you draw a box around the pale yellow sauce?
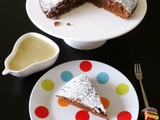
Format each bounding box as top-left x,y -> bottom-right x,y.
9,37 -> 56,71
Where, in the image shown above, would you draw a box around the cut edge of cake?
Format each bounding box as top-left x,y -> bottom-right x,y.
56,74 -> 108,119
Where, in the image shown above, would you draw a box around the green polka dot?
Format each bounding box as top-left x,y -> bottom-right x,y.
41,79 -> 54,91
116,83 -> 129,95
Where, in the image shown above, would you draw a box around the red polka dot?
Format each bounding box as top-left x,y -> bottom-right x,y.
80,61 -> 92,72
117,111 -> 132,120
75,110 -> 90,120
35,106 -> 49,118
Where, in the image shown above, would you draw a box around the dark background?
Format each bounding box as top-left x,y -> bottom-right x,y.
0,0 -> 160,119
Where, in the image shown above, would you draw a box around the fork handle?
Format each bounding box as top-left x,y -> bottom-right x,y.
139,79 -> 149,108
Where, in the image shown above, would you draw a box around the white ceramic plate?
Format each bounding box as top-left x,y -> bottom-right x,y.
26,0 -> 147,41
29,60 -> 139,120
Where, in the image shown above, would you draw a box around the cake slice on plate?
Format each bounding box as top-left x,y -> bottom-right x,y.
56,74 -> 108,119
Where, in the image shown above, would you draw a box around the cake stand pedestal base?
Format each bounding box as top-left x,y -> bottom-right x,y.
64,39 -> 107,50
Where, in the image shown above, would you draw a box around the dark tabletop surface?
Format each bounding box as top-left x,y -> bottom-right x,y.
0,0 -> 160,119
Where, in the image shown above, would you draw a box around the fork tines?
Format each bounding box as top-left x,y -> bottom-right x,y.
134,63 -> 143,79
134,63 -> 142,73
135,63 -> 142,73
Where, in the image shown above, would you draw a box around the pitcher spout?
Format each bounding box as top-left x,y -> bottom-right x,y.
2,68 -> 10,75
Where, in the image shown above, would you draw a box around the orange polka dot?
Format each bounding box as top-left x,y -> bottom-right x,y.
58,98 -> 70,107
100,97 -> 110,109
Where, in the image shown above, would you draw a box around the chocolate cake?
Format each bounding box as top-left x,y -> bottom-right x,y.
39,0 -> 138,19
56,74 -> 108,119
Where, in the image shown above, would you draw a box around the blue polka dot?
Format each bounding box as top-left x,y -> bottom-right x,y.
96,72 -> 109,84
61,71 -> 73,82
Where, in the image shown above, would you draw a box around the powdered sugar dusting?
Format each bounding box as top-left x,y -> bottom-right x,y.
39,0 -> 63,12
115,0 -> 138,13
56,74 -> 106,114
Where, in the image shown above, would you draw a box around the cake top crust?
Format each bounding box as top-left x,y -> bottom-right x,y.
56,74 -> 106,114
39,0 -> 138,13
115,0 -> 138,13
39,0 -> 63,12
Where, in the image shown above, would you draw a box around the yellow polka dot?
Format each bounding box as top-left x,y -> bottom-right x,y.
41,79 -> 54,91
116,83 -> 129,95
58,98 -> 70,107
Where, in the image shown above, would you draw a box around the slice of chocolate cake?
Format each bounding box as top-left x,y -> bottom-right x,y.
56,74 -> 108,119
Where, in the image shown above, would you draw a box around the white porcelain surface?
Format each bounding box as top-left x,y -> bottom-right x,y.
64,39 -> 107,50
2,32 -> 60,77
29,60 -> 139,120
26,0 -> 147,50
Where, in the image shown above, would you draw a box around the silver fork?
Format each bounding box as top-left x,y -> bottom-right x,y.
134,63 -> 149,108
134,63 -> 159,120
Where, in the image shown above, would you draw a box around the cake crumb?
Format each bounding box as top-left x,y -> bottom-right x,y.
54,21 -> 60,26
67,22 -> 71,26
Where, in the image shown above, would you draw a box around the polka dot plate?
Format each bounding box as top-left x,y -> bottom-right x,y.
29,60 -> 139,120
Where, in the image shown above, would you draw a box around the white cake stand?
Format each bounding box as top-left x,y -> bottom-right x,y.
26,0 -> 147,50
